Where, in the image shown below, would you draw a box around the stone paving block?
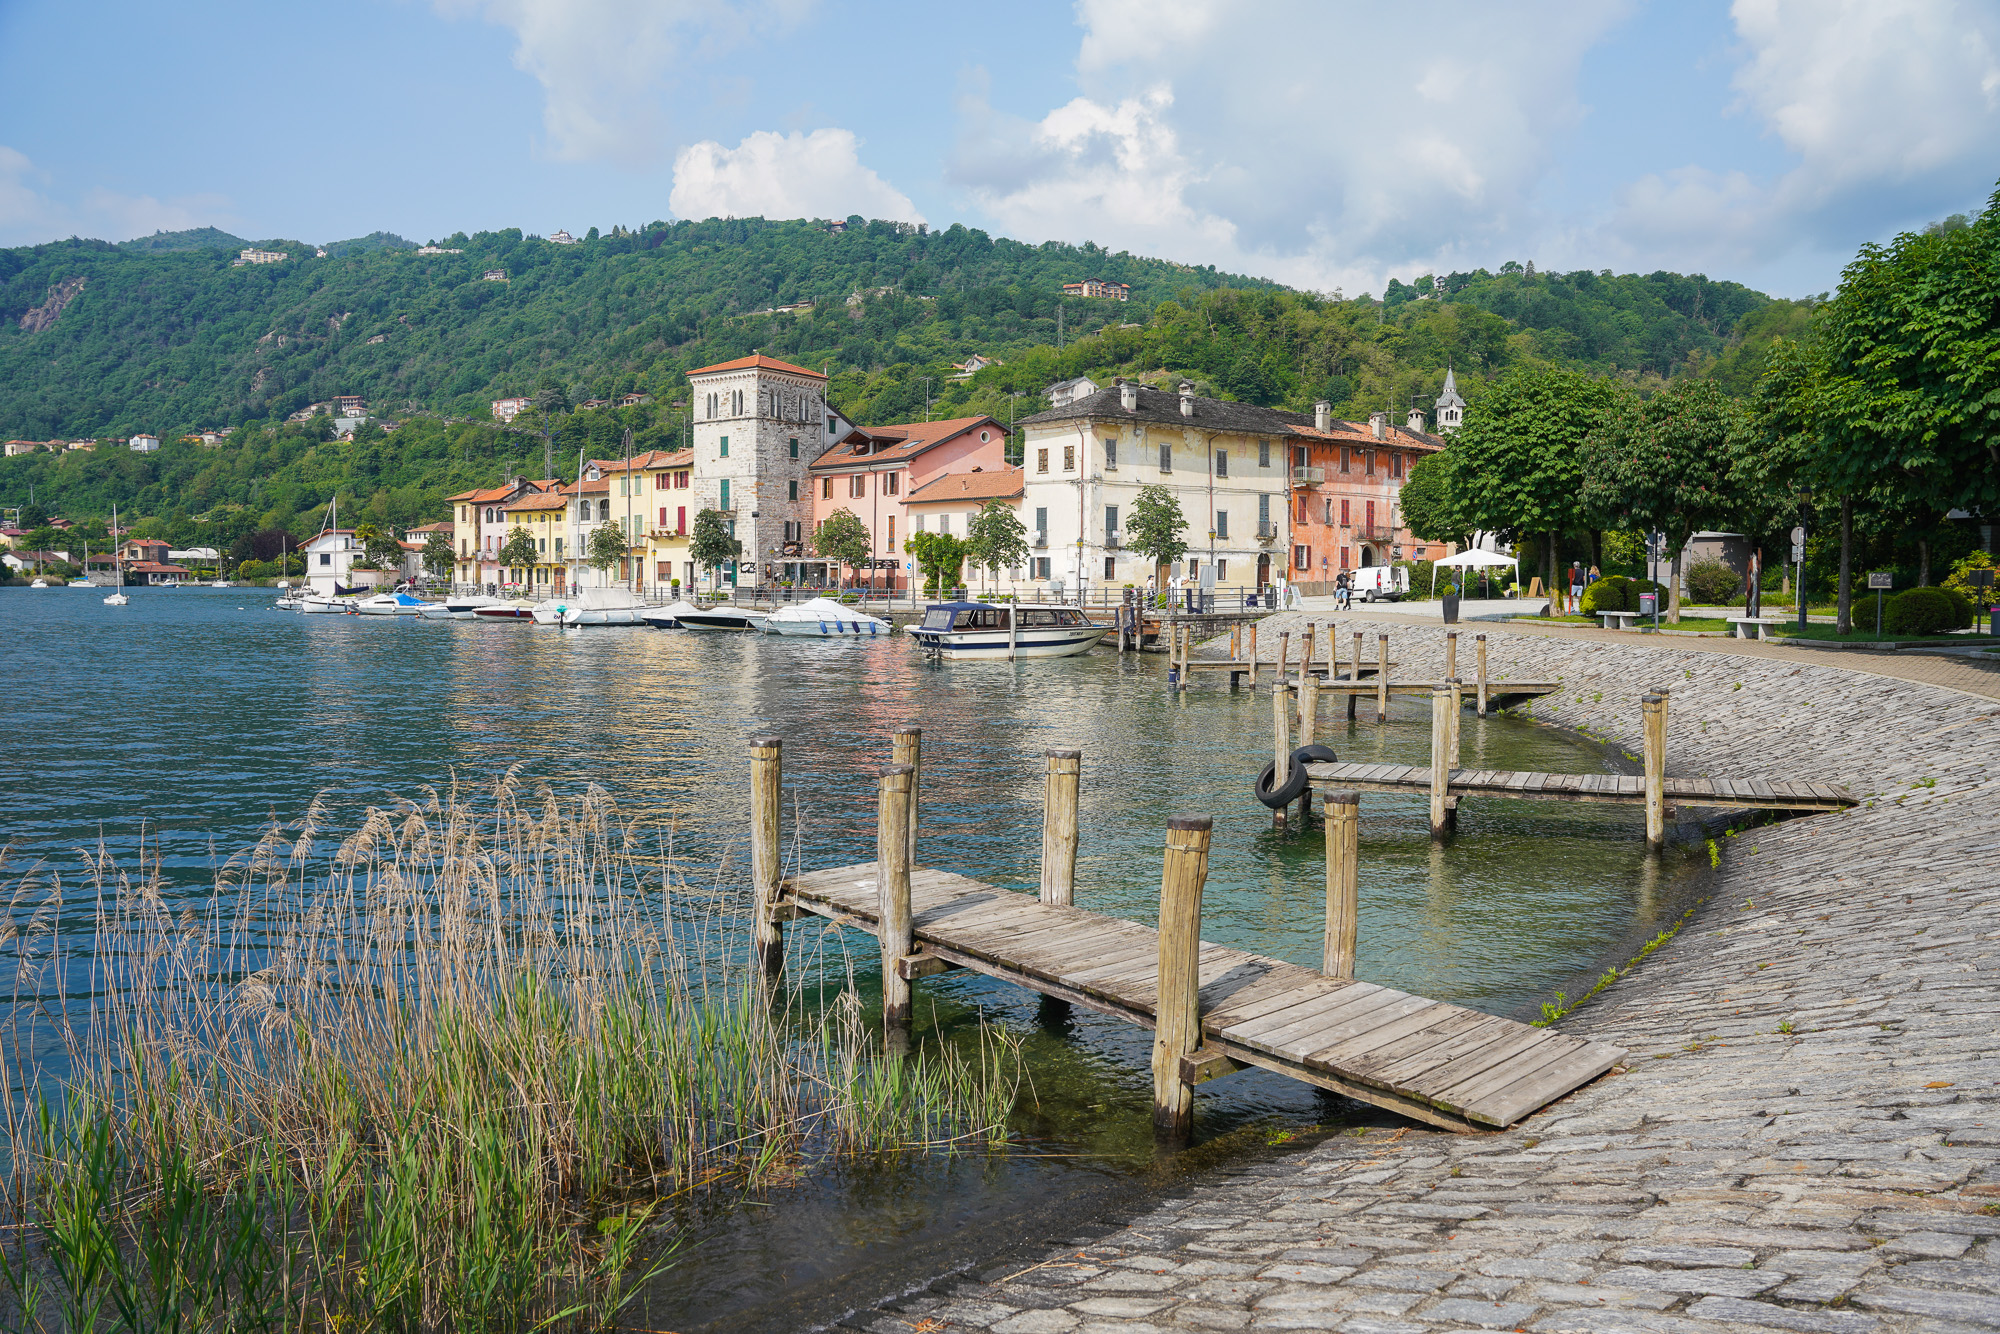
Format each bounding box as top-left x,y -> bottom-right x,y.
1528,1309 -> 1744,1334
992,1311 -> 1081,1334
1612,1247 -> 1757,1268
1182,1279 -> 1279,1306
1346,1268 -> 1462,1292
1258,1263 -> 1360,1284
1886,1232 -> 1978,1258
1423,1298 -> 1542,1327
1176,1308 -> 1253,1331
1069,1295 -> 1175,1317
1596,1266 -> 1786,1297
1886,1259 -> 2000,1295
1851,1283 -> 2000,1324
1529,1283 -> 1678,1310
1682,1297 -> 1880,1334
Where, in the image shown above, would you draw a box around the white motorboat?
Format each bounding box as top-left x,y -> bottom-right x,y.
530,587 -> 648,626
29,578 -> 50,588
440,594 -> 504,620
907,601 -> 1106,660
763,596 -> 894,638
354,591 -> 442,616
639,598 -> 704,629
298,594 -> 358,614
675,602 -> 772,631
472,599 -> 538,621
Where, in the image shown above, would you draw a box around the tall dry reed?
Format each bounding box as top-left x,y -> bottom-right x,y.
0,775 -> 1020,1332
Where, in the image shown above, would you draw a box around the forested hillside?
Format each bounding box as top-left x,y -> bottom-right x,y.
0,212 -> 1806,542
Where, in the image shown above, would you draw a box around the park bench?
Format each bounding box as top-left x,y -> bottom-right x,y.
1595,609 -> 1646,630
1726,616 -> 1786,640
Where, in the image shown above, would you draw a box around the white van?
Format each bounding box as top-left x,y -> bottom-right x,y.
1349,565 -> 1410,602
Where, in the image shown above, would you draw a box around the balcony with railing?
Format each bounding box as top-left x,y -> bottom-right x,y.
1032,530 -> 1049,548
1103,529 -> 1122,549
1290,466 -> 1325,485
1256,521 -> 1279,543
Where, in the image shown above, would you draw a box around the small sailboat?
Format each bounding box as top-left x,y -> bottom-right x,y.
70,539 -> 94,587
103,509 -> 130,605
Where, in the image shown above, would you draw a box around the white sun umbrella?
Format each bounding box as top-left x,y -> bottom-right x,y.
1429,548 -> 1518,593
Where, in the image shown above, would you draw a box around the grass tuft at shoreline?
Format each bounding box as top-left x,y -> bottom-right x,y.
0,778 -> 1020,1332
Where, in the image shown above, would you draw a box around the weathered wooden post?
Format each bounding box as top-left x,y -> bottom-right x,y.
1322,791 -> 1359,978
1476,634 -> 1490,716
1446,676 -> 1462,765
1642,693 -> 1667,851
877,764 -> 915,1034
1152,814 -> 1213,1146
1041,749 -> 1081,906
1300,622 -> 1316,694
1376,633 -> 1391,723
750,736 -> 785,974
1229,621 -> 1241,663
1271,676 -> 1290,829
1444,630 -> 1458,681
1296,675 -> 1319,823
1349,630 -> 1363,721
892,726 -> 921,868
1276,630 -> 1290,691
1247,620 -> 1259,687
1429,683 -> 1454,840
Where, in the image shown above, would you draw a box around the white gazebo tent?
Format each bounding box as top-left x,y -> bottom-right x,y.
1431,548 -> 1518,597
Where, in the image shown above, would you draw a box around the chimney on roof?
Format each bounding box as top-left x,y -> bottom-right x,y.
1119,378 -> 1138,412
1369,411 -> 1387,440
1314,400 -> 1330,431
1178,379 -> 1195,419
1406,407 -> 1426,432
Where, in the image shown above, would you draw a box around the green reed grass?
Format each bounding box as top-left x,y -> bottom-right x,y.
0,776 -> 1021,1332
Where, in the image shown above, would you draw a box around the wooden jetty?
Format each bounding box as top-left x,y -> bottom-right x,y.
1305,763 -> 1856,814
1164,626 -> 1556,717
750,735 -> 1628,1141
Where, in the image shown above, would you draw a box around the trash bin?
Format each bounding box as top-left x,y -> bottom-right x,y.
1639,592 -> 1657,616
1441,592 -> 1460,624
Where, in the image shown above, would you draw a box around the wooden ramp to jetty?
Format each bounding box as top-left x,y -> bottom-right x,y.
1304,762 -> 1856,813
781,863 -> 1627,1133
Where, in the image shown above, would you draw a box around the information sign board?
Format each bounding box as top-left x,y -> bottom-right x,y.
1868,572 -> 1893,590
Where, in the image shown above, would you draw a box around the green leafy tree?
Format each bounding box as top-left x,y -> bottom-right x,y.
421,529 -> 455,578
1397,454 -> 1470,548
18,503 -> 48,530
689,508 -> 742,586
1579,379 -> 1743,622
586,520 -> 629,576
904,530 -> 968,595
1126,483 -> 1189,577
23,524 -> 63,565
1445,365 -> 1623,602
809,508 -> 871,580
351,522 -> 404,571
963,499 -> 1029,586
497,526 -> 539,582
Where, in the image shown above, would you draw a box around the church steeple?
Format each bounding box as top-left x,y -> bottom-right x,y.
1434,367 -> 1466,435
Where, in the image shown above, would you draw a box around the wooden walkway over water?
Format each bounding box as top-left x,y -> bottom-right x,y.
1305,762 -> 1857,813
781,863 -> 1628,1134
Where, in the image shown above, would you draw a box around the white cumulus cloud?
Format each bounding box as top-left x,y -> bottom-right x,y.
952,0 -> 1628,295
436,0 -> 813,161
0,146 -> 235,247
1601,0 -> 2000,274
670,128 -> 922,223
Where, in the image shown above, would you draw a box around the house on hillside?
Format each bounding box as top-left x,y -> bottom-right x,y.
1061,279 -> 1130,301
128,434 -> 160,452
491,397 -> 531,422
950,354 -> 1001,380
4,441 -> 41,457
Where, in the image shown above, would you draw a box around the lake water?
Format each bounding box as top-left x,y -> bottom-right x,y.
0,587 -> 1695,1330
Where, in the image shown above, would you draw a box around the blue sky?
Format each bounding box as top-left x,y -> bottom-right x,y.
3,0 -> 1997,298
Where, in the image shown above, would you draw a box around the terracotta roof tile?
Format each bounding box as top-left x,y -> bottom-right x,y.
808,415 -> 1002,471
907,467 -> 1024,503
688,353 -> 826,380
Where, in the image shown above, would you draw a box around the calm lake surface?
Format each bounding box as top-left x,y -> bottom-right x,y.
0,587 -> 1694,1330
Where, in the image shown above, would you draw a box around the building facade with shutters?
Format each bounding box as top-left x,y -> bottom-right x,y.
806,416 -> 1010,589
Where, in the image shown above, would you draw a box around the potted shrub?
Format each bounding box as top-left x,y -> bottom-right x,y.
1441,582 -> 1461,624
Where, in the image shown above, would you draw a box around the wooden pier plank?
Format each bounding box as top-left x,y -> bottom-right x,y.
1304,762 -> 1854,811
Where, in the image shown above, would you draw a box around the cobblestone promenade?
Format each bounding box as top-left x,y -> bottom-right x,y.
854,619 -> 2000,1334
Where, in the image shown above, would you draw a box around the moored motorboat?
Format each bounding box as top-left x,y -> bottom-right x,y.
471,599 -> 538,620
675,602 -> 772,631
639,598 -> 704,629
530,587 -> 648,626
354,591 -> 441,616
763,596 -> 893,638
907,601 -> 1106,659
441,594 -> 504,620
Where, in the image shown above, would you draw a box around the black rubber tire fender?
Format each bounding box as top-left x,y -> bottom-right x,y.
1293,743 -> 1338,766
1254,755 -> 1312,809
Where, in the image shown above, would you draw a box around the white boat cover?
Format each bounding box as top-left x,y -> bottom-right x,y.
767,597 -> 892,629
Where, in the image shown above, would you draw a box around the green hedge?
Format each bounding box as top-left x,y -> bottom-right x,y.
1882,587 -> 1971,636
1685,559 -> 1741,605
